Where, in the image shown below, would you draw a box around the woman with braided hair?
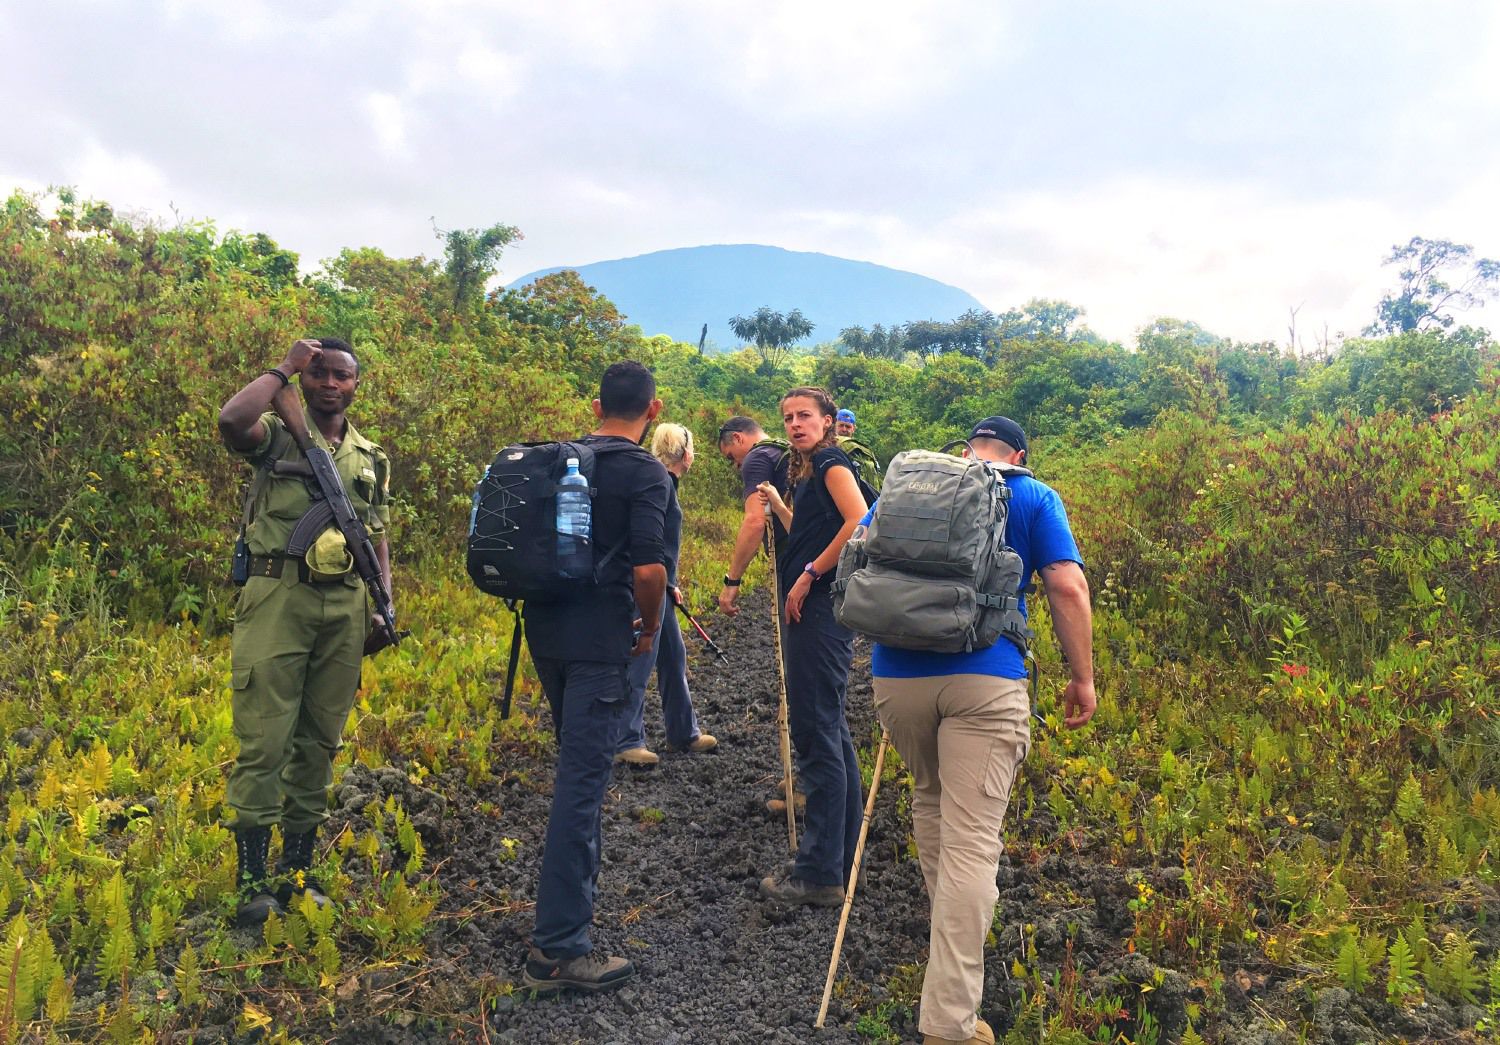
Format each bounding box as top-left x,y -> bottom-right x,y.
756,386 -> 868,906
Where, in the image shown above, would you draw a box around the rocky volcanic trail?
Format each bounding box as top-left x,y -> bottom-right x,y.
274,588 -> 1437,1044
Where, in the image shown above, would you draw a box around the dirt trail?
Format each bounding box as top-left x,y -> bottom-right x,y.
430,590 -> 924,1042
305,589 -> 1426,1044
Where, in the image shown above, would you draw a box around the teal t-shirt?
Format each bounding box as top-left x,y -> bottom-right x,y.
862,473 -> 1082,679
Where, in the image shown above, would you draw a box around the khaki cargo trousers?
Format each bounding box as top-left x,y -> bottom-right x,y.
226,572 -> 367,831
873,674 -> 1031,1043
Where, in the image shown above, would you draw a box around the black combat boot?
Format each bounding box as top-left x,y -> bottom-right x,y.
234,825 -> 284,928
276,826 -> 332,911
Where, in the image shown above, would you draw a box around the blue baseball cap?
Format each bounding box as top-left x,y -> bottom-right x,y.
836,409 -> 856,424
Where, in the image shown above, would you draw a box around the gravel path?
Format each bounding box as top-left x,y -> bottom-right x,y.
431,590 -> 926,1043
284,590 -> 1497,1044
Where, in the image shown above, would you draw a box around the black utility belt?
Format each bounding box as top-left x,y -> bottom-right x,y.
247,555 -> 352,585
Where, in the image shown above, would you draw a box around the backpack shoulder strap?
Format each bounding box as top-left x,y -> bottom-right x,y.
578,437 -> 658,574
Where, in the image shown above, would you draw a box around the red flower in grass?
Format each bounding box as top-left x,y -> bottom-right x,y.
1281,663 -> 1309,678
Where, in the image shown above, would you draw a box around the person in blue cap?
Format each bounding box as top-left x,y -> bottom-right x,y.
834,408 -> 882,491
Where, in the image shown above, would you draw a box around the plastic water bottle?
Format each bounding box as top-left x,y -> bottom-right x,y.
555,457 -> 592,579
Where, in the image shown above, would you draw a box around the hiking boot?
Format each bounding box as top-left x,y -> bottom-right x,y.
758,873 -> 844,907
233,825 -> 284,928
765,789 -> 807,816
275,827 -> 332,910
615,747 -> 659,767
780,859 -> 864,893
684,733 -> 718,753
522,946 -> 636,993
923,1018 -> 995,1045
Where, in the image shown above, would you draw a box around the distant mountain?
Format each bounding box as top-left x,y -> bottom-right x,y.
505,244 -> 986,350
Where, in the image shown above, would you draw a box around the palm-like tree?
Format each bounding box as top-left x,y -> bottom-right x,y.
729,307 -> 814,372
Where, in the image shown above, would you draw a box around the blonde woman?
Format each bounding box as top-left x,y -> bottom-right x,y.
615,423 -> 717,765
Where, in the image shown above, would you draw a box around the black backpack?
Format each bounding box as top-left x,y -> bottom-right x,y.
467,439 -> 646,600
467,438 -> 645,715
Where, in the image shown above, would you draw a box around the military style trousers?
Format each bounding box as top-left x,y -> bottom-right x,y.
226,572 -> 366,832
873,673 -> 1031,1043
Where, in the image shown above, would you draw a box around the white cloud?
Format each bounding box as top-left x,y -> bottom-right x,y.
69,140 -> 176,215
760,179 -> 1460,347
727,0 -> 1008,118
363,91 -> 411,161
157,0 -> 282,43
452,40 -> 525,105
6,0 -> 1499,352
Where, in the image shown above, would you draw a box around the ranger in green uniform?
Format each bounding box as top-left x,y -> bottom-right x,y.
217,337 -> 392,927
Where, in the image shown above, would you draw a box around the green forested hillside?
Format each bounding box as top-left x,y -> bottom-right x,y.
3,189 -> 1500,1042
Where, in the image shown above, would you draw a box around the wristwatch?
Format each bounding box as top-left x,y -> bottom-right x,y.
723,575 -> 742,587
803,562 -> 821,581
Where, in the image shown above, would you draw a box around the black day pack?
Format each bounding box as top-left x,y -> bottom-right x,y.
466,437 -> 645,717
467,439 -> 643,601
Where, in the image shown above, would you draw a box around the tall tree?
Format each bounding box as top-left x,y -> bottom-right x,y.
839,325 -> 872,356
435,220 -> 522,315
1369,236 -> 1500,335
728,306 -> 814,372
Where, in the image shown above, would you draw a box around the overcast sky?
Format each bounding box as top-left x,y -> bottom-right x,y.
4,0 -> 1498,346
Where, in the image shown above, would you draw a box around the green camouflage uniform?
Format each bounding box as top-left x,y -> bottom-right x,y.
226,408 -> 390,832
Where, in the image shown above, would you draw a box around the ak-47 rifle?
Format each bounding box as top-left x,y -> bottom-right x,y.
272,384 -> 401,654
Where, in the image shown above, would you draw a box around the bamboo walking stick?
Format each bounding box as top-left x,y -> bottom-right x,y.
815,727 -> 890,1029
765,505 -> 798,852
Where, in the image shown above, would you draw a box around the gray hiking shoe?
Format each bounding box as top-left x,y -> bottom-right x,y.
758,873 -> 845,907
522,946 -> 636,993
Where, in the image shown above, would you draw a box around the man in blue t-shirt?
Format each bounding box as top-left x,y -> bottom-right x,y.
865,416 -> 1096,1045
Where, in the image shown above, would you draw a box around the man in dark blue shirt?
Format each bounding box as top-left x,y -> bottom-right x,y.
521,361 -> 670,994
715,415 -> 788,616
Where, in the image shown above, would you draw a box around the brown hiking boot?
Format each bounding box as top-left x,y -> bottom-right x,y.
522,946 -> 635,993
765,785 -> 806,816
614,747 -> 659,766
923,1018 -> 995,1045
685,733 -> 717,752
758,873 -> 844,907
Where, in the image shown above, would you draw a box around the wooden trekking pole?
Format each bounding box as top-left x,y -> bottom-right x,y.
765,504 -> 797,852
815,727 -> 890,1029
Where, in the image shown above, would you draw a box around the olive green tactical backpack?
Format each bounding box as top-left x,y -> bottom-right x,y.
833,443 -> 1033,654
836,436 -> 883,492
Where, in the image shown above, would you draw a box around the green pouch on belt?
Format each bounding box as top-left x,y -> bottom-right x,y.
305,527 -> 353,582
